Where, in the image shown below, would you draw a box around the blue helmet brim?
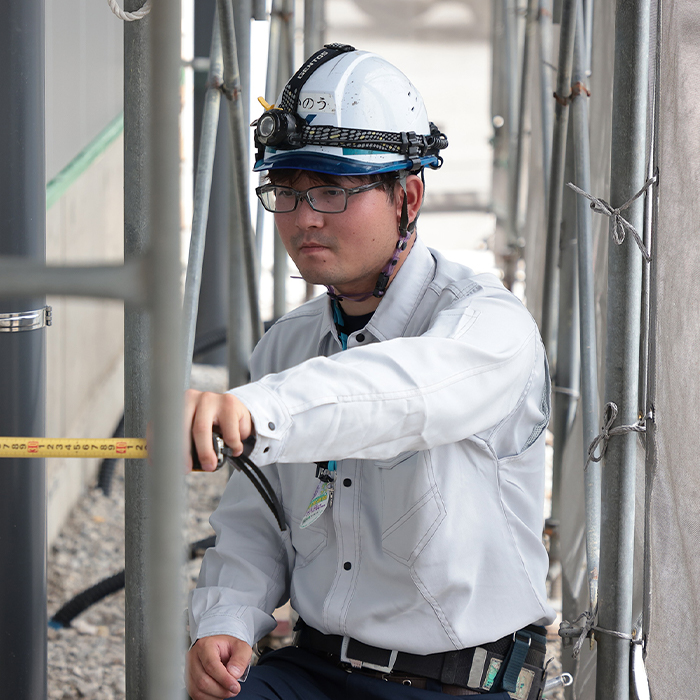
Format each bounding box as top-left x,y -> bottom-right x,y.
253,151 -> 439,175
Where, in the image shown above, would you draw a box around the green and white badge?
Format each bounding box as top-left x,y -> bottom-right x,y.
300,481 -> 331,529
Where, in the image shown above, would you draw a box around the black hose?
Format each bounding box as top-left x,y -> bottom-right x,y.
96,414 -> 125,496
49,570 -> 125,629
49,535 -> 217,629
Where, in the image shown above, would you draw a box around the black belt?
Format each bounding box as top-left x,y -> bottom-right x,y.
295,622 -> 547,696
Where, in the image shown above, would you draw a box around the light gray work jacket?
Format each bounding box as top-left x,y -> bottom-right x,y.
189,237 -> 556,655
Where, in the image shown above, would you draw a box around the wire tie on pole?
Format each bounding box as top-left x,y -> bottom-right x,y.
553,90 -> 571,107
107,0 -> 151,22
571,81 -> 591,98
585,402 -> 648,470
567,173 -> 658,263
560,606 -> 641,658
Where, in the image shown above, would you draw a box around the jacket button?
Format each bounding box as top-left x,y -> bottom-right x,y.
356,333 -> 365,343
343,561 -> 352,570
343,478 -> 352,487
268,422 -> 275,431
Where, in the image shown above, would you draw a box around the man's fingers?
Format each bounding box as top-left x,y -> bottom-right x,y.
184,389 -> 202,471
188,641 -> 240,698
190,392 -> 223,471
218,394 -> 251,457
186,390 -> 254,468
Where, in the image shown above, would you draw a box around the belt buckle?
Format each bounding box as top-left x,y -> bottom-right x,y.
340,636 -> 398,674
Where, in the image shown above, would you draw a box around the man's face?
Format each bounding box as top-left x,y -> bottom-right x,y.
272,172 -> 402,296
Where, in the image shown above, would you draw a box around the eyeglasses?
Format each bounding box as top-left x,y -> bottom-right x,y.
255,181 -> 386,214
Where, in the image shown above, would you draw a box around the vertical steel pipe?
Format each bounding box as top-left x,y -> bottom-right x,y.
123,3 -> 151,697
273,0 -> 295,319
218,0 -> 262,386
183,15 -> 224,383
0,0 -> 47,696
304,0 -> 325,59
571,0 -> 600,611
147,0 -> 186,698
510,0 -> 539,278
501,0 -> 520,288
582,0 -> 594,77
538,0 -> 554,201
255,0 -> 283,263
548,126 -> 579,603
596,0 -> 650,697
193,1 -> 229,368
490,0 -> 509,239
541,0 -> 578,367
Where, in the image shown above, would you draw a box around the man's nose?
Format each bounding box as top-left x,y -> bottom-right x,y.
295,197 -> 324,227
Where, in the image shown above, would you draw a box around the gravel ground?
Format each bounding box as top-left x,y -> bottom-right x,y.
47,451 -> 564,700
47,460 -> 231,700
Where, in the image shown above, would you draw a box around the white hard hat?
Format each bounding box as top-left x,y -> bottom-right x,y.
252,44 -> 447,175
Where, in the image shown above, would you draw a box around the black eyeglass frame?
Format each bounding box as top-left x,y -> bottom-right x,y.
255,180 -> 387,214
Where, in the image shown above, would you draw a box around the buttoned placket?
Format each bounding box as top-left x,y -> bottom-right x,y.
321,301 -> 371,630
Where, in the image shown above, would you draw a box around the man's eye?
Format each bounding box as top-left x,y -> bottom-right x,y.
321,188 -> 344,198
276,189 -> 296,199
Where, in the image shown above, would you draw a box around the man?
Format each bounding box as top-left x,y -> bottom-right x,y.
186,44 -> 555,700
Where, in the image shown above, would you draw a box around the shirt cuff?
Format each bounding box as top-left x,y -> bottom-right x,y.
228,382 -> 292,465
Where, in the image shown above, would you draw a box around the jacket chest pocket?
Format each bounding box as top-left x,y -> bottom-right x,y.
375,451 -> 445,565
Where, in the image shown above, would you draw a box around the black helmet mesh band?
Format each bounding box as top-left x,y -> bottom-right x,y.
279,43 -> 356,114
292,122 -> 449,160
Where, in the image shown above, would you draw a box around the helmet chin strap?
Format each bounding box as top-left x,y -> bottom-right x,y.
326,173 -> 417,303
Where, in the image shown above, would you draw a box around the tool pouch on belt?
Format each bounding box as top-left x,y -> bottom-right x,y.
467,628 -> 548,700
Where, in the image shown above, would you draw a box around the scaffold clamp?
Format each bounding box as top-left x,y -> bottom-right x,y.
0,306 -> 52,333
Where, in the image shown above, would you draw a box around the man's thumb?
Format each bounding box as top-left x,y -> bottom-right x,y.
226,650 -> 251,680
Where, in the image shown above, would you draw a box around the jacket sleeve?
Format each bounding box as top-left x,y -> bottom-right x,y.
233,290 -> 544,467
188,464 -> 294,646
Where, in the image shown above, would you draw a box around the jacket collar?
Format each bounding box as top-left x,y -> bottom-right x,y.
317,236 -> 436,351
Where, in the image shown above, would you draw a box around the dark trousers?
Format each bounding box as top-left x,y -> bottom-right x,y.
233,647 -> 512,700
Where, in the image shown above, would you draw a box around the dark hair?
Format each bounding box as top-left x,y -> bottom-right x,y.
266,169 -> 401,203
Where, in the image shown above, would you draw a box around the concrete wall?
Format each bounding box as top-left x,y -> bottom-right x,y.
44,1 -> 124,546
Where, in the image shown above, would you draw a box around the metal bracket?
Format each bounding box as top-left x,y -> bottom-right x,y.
0,306 -> 52,332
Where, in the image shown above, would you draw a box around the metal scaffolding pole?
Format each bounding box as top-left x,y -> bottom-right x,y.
509,0 -> 539,282
490,0 -> 509,244
537,0 -> 554,201
548,125 -> 579,605
183,14 -> 224,383
541,0 -> 578,366
218,0 -> 262,386
304,0 -> 325,59
255,0 -> 283,266
0,0 -> 47,696
502,0 -> 520,288
596,0 -> 650,697
146,0 -> 186,698
570,0 -> 600,611
273,0 -> 295,319
123,3 -> 151,697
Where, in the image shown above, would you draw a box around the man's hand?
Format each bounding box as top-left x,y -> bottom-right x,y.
187,635 -> 253,699
185,390 -> 253,471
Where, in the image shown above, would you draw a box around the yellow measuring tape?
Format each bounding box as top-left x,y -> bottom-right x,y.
0,437 -> 148,460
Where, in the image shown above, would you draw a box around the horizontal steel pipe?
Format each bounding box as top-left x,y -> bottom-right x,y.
0,259 -> 148,305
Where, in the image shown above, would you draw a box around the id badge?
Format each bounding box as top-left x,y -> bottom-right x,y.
300,481 -> 331,529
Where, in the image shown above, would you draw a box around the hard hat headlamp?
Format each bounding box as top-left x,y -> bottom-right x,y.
255,109 -> 304,148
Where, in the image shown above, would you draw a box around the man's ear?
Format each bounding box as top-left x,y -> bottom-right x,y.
396,174 -> 424,223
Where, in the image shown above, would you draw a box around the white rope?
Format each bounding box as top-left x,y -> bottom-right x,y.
561,607 -> 642,658
107,0 -> 151,22
567,173 -> 657,262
